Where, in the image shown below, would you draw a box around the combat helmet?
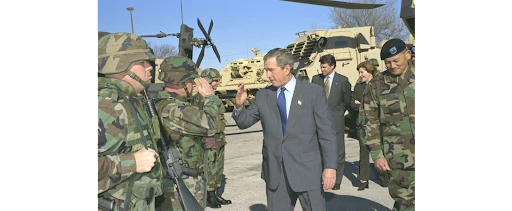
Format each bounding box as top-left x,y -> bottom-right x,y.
200,68 -> 221,84
98,32 -> 155,87
158,56 -> 198,85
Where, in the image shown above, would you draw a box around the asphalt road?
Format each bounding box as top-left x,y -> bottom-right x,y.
205,112 -> 395,211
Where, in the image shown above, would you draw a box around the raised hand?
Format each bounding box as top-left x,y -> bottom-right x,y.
196,77 -> 215,97
235,83 -> 247,109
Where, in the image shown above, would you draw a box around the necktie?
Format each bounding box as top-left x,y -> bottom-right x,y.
325,76 -> 330,98
277,87 -> 287,135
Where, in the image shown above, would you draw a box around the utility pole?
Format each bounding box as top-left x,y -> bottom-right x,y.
126,7 -> 134,34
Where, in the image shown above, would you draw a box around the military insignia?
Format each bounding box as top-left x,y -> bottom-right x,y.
390,46 -> 397,55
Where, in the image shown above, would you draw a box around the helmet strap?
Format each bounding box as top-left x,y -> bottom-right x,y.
182,81 -> 193,100
125,70 -> 151,88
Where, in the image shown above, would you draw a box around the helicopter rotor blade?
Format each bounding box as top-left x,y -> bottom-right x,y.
212,44 -> 221,63
196,45 -> 206,68
197,18 -> 209,40
207,19 -> 214,37
280,0 -> 384,10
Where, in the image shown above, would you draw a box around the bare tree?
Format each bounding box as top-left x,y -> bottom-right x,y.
329,0 -> 409,44
147,42 -> 178,59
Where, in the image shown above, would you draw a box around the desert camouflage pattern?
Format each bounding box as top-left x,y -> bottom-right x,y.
98,33 -> 155,74
158,56 -> 198,84
98,77 -> 163,210
154,91 -> 221,210
191,92 -> 228,191
360,60 -> 415,210
200,68 -> 221,84
156,174 -> 206,211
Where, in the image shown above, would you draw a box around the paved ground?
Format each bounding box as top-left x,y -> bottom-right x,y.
205,112 -> 395,211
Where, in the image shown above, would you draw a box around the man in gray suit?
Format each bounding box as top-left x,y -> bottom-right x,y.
311,54 -> 352,190
232,48 -> 338,211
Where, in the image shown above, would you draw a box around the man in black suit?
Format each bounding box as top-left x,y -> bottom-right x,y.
232,48 -> 338,211
311,54 -> 352,190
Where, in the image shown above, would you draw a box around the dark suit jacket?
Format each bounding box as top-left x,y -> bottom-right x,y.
232,79 -> 338,192
350,82 -> 366,111
311,72 -> 352,133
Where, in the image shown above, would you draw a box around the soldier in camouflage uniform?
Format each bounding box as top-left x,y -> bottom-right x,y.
361,38 -> 415,211
98,32 -> 164,211
153,56 -> 222,211
191,68 -> 232,209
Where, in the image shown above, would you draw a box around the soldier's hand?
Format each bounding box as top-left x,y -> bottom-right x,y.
354,100 -> 361,105
235,83 -> 247,109
197,77 -> 215,97
134,148 -> 159,173
374,158 -> 390,172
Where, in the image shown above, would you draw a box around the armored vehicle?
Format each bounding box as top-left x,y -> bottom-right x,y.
290,26 -> 384,87
215,48 -> 268,108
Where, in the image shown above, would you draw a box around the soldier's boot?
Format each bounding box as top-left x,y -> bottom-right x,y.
207,191 -> 222,208
215,188 -> 232,205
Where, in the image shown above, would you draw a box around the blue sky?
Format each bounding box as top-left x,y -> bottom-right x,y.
98,0 -> 401,70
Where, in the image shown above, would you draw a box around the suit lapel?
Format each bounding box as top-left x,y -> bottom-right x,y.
266,86 -> 281,136
283,79 -> 304,140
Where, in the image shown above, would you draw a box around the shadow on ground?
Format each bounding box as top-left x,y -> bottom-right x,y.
249,203 -> 267,211
325,193 -> 391,211
246,194 -> 389,211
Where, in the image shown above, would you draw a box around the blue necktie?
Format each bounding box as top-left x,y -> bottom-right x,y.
277,87 -> 287,135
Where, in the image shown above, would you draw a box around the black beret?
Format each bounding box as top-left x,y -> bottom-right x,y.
380,38 -> 407,60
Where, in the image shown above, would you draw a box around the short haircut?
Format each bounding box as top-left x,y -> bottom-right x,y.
263,48 -> 295,70
319,54 -> 336,67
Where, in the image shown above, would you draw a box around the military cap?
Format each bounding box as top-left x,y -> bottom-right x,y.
158,56 -> 198,84
98,32 -> 155,74
200,68 -> 221,84
380,38 -> 407,60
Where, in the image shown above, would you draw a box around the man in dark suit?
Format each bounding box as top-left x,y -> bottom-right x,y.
311,54 -> 352,190
232,48 -> 338,211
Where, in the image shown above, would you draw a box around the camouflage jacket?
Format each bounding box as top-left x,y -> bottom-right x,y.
356,71 -> 381,140
361,61 -> 415,170
191,92 -> 227,146
155,91 -> 221,173
98,78 -> 163,201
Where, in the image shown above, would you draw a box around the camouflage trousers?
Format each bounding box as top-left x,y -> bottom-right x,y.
207,145 -> 226,191
108,198 -> 155,211
389,169 -> 415,211
155,175 -> 205,211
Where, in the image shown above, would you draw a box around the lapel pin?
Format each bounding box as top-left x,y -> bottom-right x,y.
298,100 -> 302,105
